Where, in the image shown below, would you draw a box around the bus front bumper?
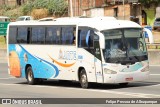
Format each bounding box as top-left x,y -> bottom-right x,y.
103,71 -> 149,83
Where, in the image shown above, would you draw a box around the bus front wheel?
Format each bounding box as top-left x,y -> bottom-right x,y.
80,69 -> 89,89
26,66 -> 37,85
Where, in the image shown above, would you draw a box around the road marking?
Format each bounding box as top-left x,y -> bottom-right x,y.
149,65 -> 160,67
61,87 -> 160,98
0,83 -> 160,98
150,74 -> 160,76
0,83 -> 58,89
0,77 -> 15,79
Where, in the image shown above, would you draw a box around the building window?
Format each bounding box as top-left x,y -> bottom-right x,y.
114,7 -> 118,17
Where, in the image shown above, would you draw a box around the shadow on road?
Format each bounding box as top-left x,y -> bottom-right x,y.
15,80 -> 160,90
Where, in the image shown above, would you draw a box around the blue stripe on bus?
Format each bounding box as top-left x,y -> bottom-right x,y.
9,44 -> 59,78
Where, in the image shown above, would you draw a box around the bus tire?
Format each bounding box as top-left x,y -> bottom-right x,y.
80,69 -> 90,89
26,66 -> 37,85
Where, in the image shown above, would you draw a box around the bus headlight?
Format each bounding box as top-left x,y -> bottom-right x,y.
141,65 -> 149,72
104,68 -> 117,74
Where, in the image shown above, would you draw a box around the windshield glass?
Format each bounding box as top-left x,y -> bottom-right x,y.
102,28 -> 147,64
16,17 -> 25,21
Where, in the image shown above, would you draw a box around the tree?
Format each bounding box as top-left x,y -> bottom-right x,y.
16,0 -> 21,5
139,0 -> 160,8
22,0 -> 68,17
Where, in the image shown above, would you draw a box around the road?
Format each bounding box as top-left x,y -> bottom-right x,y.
0,63 -> 160,107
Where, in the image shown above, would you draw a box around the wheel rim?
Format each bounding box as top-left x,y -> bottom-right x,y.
28,70 -> 33,82
81,74 -> 87,88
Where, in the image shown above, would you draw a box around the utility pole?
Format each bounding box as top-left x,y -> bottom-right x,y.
123,0 -> 125,20
70,0 -> 73,17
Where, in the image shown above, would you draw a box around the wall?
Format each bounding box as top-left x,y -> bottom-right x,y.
104,4 -> 130,20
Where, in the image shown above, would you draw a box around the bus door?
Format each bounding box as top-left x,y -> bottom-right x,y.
93,33 -> 103,83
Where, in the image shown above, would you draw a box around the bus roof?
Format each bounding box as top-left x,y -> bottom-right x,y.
9,17 -> 141,31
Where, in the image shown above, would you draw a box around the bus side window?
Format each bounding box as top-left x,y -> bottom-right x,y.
61,26 -> 74,45
46,27 -> 54,44
56,28 -> 61,44
88,30 -> 94,47
31,27 -> 45,44
17,27 -> 28,44
9,27 -> 17,44
78,28 -> 94,48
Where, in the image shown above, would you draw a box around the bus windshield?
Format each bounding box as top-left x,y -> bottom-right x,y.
102,28 -> 147,64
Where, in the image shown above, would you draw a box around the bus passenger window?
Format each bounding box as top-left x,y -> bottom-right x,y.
62,27 -> 74,45
17,27 -> 28,43
46,27 -> 61,44
56,29 -> 61,44
9,27 -> 17,44
31,27 -> 45,44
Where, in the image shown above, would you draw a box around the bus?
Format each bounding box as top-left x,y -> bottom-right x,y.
7,17 -> 153,88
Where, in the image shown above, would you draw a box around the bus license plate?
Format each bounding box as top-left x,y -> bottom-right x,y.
125,77 -> 133,81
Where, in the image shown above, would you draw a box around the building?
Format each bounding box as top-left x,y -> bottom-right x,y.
0,0 -> 27,6
68,0 -> 142,25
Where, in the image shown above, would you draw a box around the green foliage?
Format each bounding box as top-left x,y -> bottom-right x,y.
0,5 -> 16,11
0,36 -> 6,49
21,2 -> 33,15
139,0 -> 160,8
0,5 -> 20,20
47,0 -> 68,16
22,0 -> 68,16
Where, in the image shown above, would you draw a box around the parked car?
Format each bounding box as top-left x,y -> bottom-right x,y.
153,17 -> 160,30
38,17 -> 54,21
16,16 -> 33,21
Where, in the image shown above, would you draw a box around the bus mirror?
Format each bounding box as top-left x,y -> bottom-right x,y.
143,28 -> 154,44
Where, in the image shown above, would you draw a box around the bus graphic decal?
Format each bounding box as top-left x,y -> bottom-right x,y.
48,55 -> 76,68
9,45 -> 59,78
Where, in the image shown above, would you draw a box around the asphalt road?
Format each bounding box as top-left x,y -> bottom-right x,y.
0,63 -> 160,107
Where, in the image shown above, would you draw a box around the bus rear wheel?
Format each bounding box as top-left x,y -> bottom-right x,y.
80,69 -> 90,89
26,66 -> 37,85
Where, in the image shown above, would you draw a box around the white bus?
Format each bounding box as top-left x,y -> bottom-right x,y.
7,17 -> 153,88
